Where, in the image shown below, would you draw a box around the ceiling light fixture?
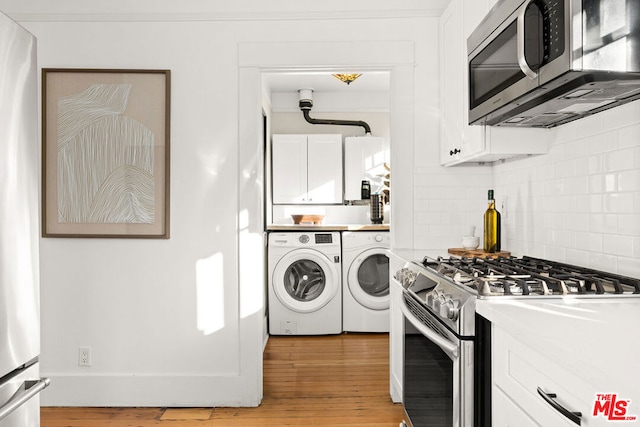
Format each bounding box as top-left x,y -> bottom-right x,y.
332,73 -> 362,85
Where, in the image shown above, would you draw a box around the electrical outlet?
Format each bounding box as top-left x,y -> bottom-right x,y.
78,347 -> 92,367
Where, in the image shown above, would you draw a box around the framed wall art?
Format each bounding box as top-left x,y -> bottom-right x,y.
42,68 -> 171,238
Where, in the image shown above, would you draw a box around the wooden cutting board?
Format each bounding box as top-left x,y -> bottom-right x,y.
448,248 -> 511,259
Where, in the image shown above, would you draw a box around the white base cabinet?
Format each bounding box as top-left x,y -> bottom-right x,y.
492,326 -> 585,426
439,0 -> 549,166
272,134 -> 343,204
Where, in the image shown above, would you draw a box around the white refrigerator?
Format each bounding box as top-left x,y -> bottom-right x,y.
0,10 -> 50,427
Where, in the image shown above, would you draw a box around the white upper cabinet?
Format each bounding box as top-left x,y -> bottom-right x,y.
272,134 -> 343,204
439,0 -> 549,166
344,136 -> 389,201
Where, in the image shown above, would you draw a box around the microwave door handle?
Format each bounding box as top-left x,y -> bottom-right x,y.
400,298 -> 459,360
517,0 -> 538,80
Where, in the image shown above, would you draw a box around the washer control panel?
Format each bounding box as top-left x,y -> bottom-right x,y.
314,233 -> 334,244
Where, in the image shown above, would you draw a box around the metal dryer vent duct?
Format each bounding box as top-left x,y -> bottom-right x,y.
298,88 -> 371,135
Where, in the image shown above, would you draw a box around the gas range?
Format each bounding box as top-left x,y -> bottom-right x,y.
424,255 -> 640,298
395,255 -> 640,337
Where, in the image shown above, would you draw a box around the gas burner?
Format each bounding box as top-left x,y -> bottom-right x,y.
419,255 -> 640,297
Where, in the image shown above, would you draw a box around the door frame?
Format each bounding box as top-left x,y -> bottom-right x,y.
237,40 -> 416,405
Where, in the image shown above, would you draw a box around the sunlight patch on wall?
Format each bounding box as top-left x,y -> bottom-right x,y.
239,207 -> 265,319
196,253 -> 225,335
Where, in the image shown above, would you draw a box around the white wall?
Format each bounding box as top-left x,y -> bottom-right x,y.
493,100 -> 640,278
0,0 -> 446,407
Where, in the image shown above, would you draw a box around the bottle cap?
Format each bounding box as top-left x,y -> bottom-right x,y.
488,189 -> 494,199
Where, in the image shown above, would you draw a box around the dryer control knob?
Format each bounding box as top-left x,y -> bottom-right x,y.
299,235 -> 310,244
374,234 -> 384,242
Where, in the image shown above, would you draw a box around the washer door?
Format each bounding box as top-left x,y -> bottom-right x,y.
272,248 -> 339,313
347,248 -> 389,310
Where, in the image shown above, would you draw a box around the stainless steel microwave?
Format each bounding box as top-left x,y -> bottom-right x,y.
467,0 -> 640,128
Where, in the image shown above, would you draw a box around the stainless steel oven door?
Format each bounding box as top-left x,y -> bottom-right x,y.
400,295 -> 474,427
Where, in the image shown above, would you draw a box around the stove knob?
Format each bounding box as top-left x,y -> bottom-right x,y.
432,293 -> 442,311
447,298 -> 461,321
439,302 -> 450,319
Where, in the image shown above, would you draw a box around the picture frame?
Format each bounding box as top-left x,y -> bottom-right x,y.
42,69 -> 170,238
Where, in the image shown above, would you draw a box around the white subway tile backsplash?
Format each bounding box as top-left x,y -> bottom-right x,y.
587,132 -> 618,155
589,194 -> 604,213
618,123 -> 640,149
588,155 -> 603,174
604,173 -> 617,192
618,169 -> 640,192
545,245 -> 566,262
565,212 -> 589,232
603,234 -> 634,256
565,248 -> 590,266
555,159 -> 577,178
575,232 -> 603,252
619,214 -> 640,237
598,101 -> 639,130
552,120 -> 578,143
589,213 -> 619,234
604,193 -> 635,213
589,252 -> 618,273
618,256 -> 640,279
412,103 -> 638,275
604,147 -> 636,172
588,174 -> 604,193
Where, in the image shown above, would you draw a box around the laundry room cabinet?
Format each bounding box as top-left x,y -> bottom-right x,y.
272,134 -> 343,204
344,136 -> 389,201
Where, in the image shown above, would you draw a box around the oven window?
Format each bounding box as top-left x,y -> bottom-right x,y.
404,325 -> 453,426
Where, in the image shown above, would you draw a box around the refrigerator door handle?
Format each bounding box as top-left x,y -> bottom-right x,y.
0,377 -> 50,421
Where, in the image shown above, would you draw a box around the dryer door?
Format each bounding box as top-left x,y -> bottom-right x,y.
347,248 -> 389,310
272,249 -> 339,313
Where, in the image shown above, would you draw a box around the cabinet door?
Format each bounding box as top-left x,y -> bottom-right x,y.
439,0 -> 465,165
459,0 -> 489,158
344,136 -> 389,201
272,134 -> 308,203
307,134 -> 343,203
492,327 -> 588,426
492,386 -> 541,427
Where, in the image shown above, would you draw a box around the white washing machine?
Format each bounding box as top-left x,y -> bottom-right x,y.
268,231 -> 342,335
342,231 -> 390,332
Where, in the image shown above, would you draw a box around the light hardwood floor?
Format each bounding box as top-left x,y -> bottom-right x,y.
41,333 -> 404,426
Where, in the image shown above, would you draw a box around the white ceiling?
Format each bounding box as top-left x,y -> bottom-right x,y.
262,70 -> 390,95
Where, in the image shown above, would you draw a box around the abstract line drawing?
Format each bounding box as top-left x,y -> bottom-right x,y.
57,83 -> 156,224
42,69 -> 170,238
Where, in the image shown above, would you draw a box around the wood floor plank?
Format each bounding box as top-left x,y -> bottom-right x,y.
41,333 -> 403,426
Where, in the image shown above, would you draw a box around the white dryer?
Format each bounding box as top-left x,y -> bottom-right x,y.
342,231 -> 390,332
268,231 -> 342,335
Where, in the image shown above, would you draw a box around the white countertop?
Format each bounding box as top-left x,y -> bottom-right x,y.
267,224 -> 390,231
477,297 -> 640,412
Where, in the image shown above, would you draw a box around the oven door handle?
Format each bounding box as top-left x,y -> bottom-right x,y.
400,299 -> 459,360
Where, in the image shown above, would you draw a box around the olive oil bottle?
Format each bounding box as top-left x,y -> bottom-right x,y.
483,189 -> 501,252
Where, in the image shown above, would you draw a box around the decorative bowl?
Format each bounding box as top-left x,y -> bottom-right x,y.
291,214 -> 325,224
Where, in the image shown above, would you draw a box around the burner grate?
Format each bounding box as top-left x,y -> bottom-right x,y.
420,255 -> 640,297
